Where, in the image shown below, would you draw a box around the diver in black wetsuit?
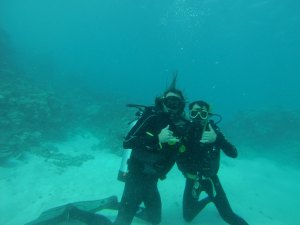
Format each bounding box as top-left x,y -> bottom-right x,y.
177,100 -> 249,225
114,76 -> 188,225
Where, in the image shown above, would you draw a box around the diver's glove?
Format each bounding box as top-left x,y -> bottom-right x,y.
158,125 -> 179,145
200,124 -> 217,144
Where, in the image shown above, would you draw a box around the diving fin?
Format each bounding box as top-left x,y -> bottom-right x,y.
70,195 -> 119,212
24,195 -> 118,225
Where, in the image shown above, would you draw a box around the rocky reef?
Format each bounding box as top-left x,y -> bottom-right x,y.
0,70 -> 72,159
227,109 -> 300,146
0,28 -> 132,164
0,70 -> 132,164
223,109 -> 300,166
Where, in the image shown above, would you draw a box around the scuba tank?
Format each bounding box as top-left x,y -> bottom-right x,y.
117,104 -> 148,182
117,119 -> 137,182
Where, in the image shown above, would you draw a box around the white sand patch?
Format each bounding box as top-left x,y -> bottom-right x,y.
1,134 -> 300,225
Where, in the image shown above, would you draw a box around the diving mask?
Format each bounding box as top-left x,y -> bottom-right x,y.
163,96 -> 183,111
190,109 -> 209,120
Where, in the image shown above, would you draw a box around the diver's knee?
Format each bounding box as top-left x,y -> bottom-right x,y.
223,214 -> 249,225
183,211 -> 194,223
220,212 -> 239,224
150,217 -> 161,225
183,216 -> 193,223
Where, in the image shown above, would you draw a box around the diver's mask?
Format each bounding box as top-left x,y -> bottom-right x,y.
163,96 -> 183,113
190,109 -> 209,120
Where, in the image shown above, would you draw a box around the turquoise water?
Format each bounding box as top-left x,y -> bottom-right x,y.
1,0 -> 299,110
1,0 -> 300,224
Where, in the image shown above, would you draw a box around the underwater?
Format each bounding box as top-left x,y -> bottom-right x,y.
0,0 -> 299,224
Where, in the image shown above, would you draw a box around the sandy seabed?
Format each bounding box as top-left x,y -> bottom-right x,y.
1,134 -> 299,225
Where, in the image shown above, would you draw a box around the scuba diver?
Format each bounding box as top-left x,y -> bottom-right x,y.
25,75 -> 188,225
177,100 -> 249,225
114,74 -> 188,225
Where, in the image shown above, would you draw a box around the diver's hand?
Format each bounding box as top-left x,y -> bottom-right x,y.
158,125 -> 179,144
200,124 -> 217,144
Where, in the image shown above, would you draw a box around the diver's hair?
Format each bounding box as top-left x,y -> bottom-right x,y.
163,71 -> 184,100
155,72 -> 186,114
189,100 -> 210,111
164,71 -> 178,93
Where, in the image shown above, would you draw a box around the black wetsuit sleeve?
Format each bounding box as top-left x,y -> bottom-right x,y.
216,130 -> 238,158
123,113 -> 160,150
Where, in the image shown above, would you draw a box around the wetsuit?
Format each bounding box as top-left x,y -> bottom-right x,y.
177,121 -> 249,225
114,107 -> 187,225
